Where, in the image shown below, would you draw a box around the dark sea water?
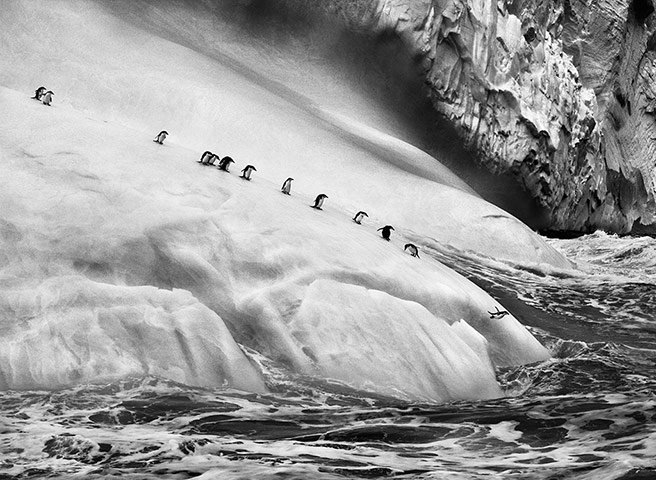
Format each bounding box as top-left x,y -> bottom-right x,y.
1,232 -> 655,479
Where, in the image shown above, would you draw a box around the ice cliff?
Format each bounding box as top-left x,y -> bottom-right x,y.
0,0 -> 564,401
302,0 -> 656,233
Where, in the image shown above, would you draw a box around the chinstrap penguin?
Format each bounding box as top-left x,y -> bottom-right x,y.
281,177 -> 293,195
153,130 -> 168,144
41,90 -> 54,106
218,156 -> 235,172
240,165 -> 257,180
32,86 -> 46,101
404,243 -> 420,257
377,225 -> 394,241
311,194 -> 328,210
353,211 -> 368,224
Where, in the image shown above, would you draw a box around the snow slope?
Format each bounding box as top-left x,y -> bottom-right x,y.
0,0 -> 562,401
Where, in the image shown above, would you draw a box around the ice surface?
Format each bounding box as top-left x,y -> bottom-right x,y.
0,1 -> 559,400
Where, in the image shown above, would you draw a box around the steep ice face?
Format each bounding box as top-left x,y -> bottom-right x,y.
0,1 -> 560,401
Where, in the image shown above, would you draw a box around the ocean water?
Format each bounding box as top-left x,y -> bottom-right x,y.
1,231 -> 655,479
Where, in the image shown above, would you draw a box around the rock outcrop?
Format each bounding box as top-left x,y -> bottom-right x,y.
307,0 -> 656,233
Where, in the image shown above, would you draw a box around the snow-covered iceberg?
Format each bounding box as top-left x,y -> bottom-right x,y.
0,0 -> 565,401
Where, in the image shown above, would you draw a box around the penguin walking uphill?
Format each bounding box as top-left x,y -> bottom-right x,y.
31,86 -> 46,101
153,130 -> 168,145
207,153 -> 221,166
377,225 -> 394,241
198,151 -> 213,164
311,194 -> 328,210
353,211 -> 368,225
41,90 -> 54,106
217,156 -> 235,172
404,243 -> 420,258
240,165 -> 257,181
281,177 -> 293,195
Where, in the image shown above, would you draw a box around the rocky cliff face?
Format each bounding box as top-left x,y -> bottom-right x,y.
319,0 -> 656,233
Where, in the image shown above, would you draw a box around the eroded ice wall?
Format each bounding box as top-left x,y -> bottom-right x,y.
271,0 -> 656,234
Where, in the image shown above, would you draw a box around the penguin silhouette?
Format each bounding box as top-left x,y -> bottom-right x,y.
218,156 -> 235,172
281,177 -> 293,195
404,243 -> 420,258
377,225 -> 394,241
199,151 -> 213,164
311,194 -> 328,210
41,90 -> 54,106
153,130 -> 168,144
353,211 -> 368,224
32,86 -> 46,101
240,165 -> 257,180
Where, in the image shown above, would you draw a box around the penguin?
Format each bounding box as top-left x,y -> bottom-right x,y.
153,130 -> 168,144
377,225 -> 394,241
41,90 -> 54,106
404,243 -> 420,258
218,156 -> 235,172
488,306 -> 510,319
281,177 -> 293,195
208,154 -> 221,166
199,151 -> 213,164
240,165 -> 257,180
31,86 -> 46,101
353,211 -> 368,225
311,194 -> 328,210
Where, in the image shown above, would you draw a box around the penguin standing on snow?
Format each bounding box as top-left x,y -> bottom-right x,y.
377,225 -> 394,241
281,177 -> 293,195
240,165 -> 257,180
198,151 -> 213,164
311,194 -> 328,210
353,211 -> 368,224
404,243 -> 420,258
153,130 -> 168,144
41,90 -> 54,106
31,86 -> 46,101
217,156 -> 235,172
207,153 -> 221,166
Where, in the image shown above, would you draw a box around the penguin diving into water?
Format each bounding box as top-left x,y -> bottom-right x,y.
377,225 -> 394,241
153,130 -> 168,144
240,165 -> 257,180
218,156 -> 235,172
198,151 -> 213,164
41,90 -> 54,106
404,243 -> 420,258
488,306 -> 510,319
311,194 -> 328,210
31,86 -> 46,101
281,178 -> 293,195
353,211 -> 368,224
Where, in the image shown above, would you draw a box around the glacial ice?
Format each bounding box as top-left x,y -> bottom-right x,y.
0,0 -> 563,401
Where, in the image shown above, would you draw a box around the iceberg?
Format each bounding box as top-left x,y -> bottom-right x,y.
0,0 -> 562,401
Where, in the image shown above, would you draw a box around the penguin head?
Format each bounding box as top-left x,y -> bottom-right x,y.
46,91 -> 54,95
